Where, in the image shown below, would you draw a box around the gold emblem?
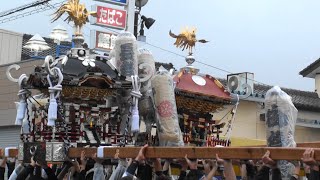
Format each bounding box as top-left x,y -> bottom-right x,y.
169,27 -> 208,55
52,0 -> 97,36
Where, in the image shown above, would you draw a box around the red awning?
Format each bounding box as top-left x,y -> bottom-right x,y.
174,72 -> 231,100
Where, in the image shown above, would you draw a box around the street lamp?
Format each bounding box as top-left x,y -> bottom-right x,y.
141,15 -> 155,29
23,34 -> 50,56
138,15 -> 155,42
134,0 -> 153,40
135,0 -> 148,7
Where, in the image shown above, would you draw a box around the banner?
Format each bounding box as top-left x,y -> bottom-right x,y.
92,5 -> 127,30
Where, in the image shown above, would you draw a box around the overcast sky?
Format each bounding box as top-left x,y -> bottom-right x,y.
1,0 -> 319,91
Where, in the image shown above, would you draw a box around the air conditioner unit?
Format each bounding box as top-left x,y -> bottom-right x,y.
227,72 -> 254,95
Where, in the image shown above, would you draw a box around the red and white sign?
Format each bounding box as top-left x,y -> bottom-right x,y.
94,5 -> 127,30
93,31 -> 117,51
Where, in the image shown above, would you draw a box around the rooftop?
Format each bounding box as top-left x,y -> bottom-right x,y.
299,58 -> 320,78
22,34 -> 72,60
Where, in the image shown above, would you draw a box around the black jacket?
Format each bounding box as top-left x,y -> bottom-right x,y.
0,167 -> 5,180
255,166 -> 281,180
16,165 -> 35,180
43,166 -> 58,180
308,169 -> 320,180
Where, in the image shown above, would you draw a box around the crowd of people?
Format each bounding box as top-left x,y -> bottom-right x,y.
0,145 -> 319,180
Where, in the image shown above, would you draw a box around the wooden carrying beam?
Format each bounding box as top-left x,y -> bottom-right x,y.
2,145 -> 320,160
68,147 -> 320,160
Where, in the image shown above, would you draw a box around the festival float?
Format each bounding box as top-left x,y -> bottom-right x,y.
2,2 -> 320,178
169,28 -> 235,147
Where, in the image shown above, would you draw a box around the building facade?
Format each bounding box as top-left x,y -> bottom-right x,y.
0,29 -> 23,65
216,69 -> 320,146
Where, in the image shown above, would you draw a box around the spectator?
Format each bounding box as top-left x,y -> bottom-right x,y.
202,159 -> 218,180
184,155 -> 203,180
153,158 -> 171,180
16,157 -> 44,180
255,150 -> 281,180
301,148 -> 319,180
177,159 -> 188,180
215,154 -> 236,180
109,159 -> 128,180
91,153 -> 105,180
121,144 -> 148,180
6,158 -> 16,179
0,157 -> 7,180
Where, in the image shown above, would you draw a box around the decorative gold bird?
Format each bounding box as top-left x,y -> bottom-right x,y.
169,27 -> 208,55
52,0 -> 97,36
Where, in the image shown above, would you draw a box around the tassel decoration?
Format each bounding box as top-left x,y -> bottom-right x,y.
130,75 -> 142,133
48,98 -> 57,126
131,107 -> 139,133
15,101 -> 26,125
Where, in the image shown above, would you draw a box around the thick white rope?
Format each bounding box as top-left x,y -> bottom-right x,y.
130,75 -> 142,133
225,95 -> 239,145
47,67 -> 63,126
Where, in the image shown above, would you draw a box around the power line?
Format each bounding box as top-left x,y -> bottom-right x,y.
154,47 -> 270,87
46,2 -> 91,38
0,0 -> 270,87
0,0 -> 52,18
0,1 -> 65,24
145,42 -> 233,74
143,42 -> 270,86
84,23 -> 269,87
98,25 -> 268,86
145,42 -> 184,58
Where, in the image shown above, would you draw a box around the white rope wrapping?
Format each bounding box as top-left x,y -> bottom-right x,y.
225,95 -> 240,145
97,146 -> 105,158
47,67 -> 63,126
130,75 -> 142,133
5,147 -> 17,157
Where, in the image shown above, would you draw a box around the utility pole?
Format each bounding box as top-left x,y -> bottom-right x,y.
125,0 -> 135,35
134,10 -> 139,38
